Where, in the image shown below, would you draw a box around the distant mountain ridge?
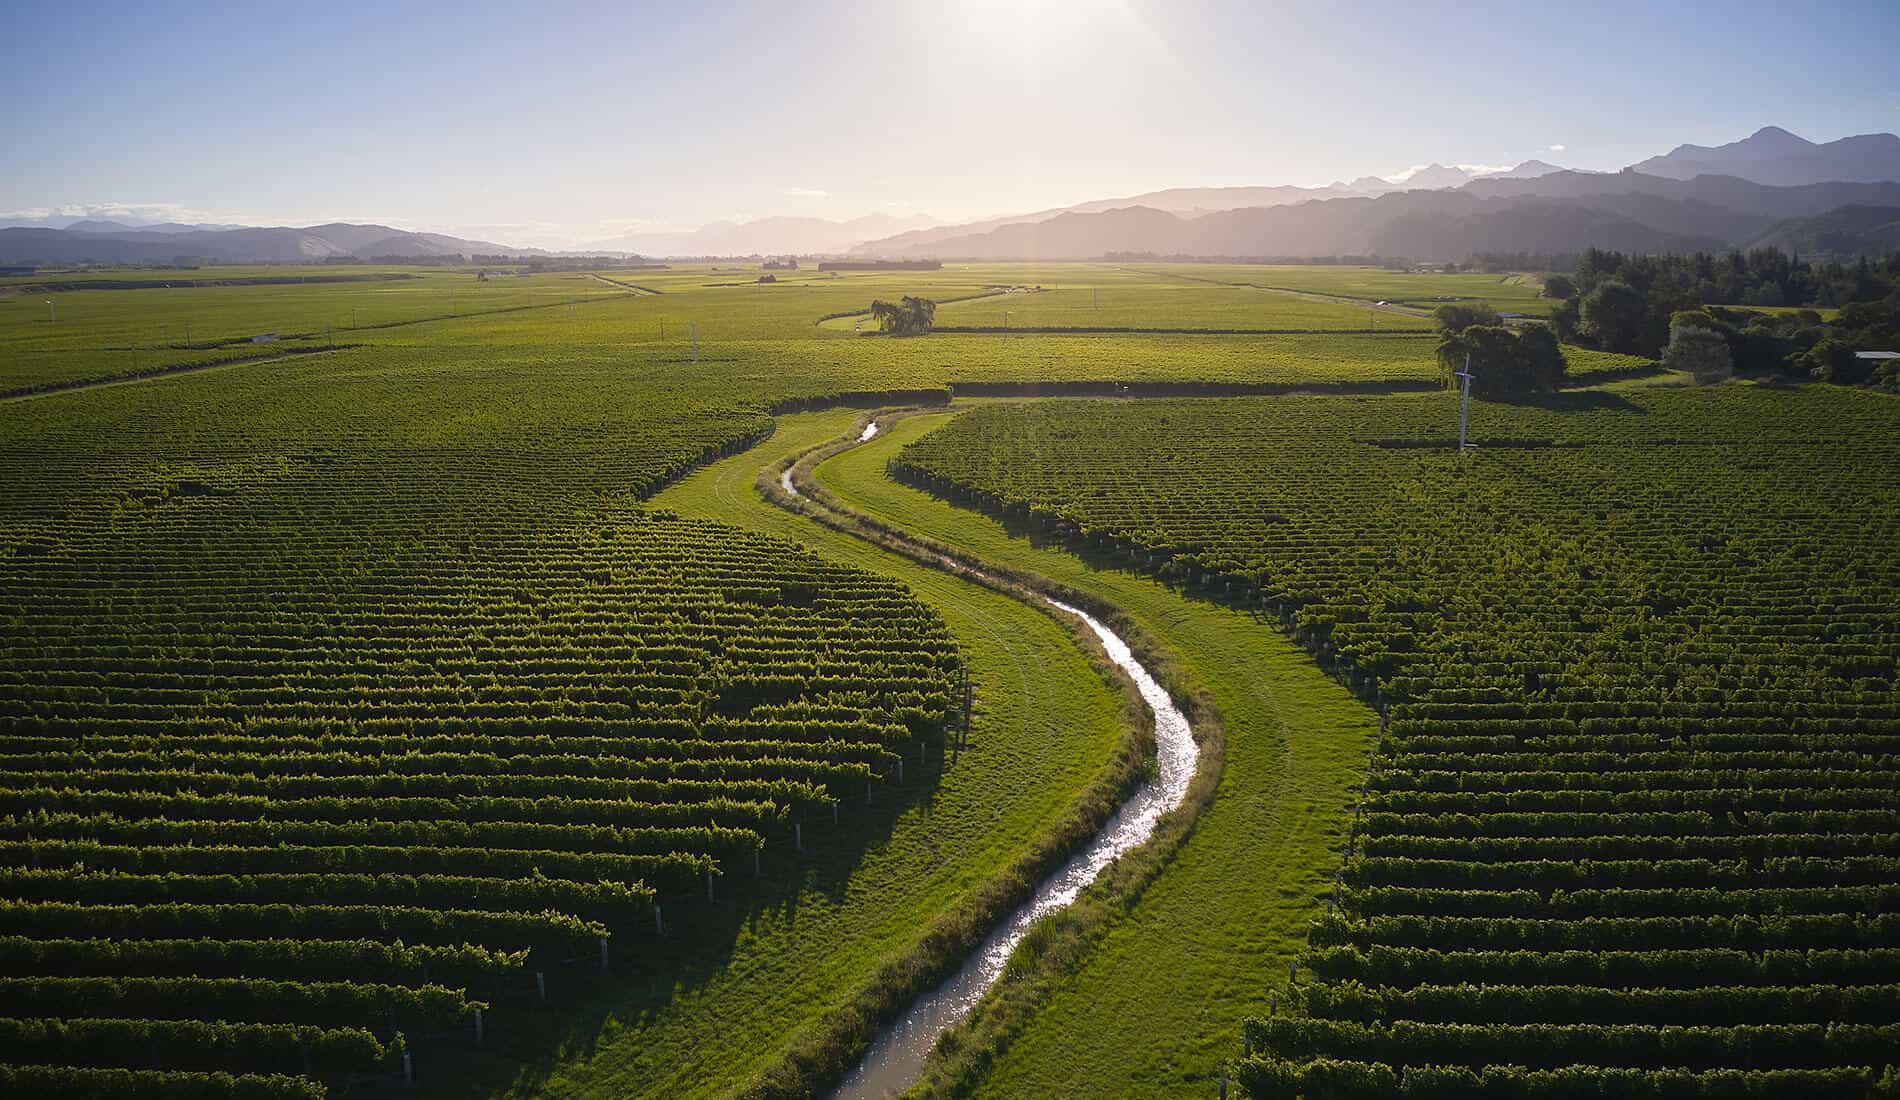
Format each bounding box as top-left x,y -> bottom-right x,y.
1631,126 -> 1900,187
846,127 -> 1900,262
8,126 -> 1898,265
848,191 -> 1730,262
0,222 -> 539,265
583,212 -> 939,257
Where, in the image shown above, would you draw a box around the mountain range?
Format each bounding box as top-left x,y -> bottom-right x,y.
1630,126 -> 1900,186
5,127 -> 1899,266
850,172 -> 1900,262
0,222 -> 536,266
581,212 -> 938,258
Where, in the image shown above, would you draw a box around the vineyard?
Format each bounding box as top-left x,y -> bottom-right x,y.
0,329 -> 962,1094
13,256 -> 1867,1097
892,385 -> 1900,1094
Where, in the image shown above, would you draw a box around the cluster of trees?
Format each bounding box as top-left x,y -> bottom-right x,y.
1541,247 -> 1900,388
1431,304 -> 1567,396
869,296 -> 937,336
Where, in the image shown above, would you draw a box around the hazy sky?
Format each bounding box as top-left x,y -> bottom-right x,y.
7,0 -> 1900,247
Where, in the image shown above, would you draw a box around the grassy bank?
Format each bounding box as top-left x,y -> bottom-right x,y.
495,409 -> 1130,1099
810,408 -> 1379,1097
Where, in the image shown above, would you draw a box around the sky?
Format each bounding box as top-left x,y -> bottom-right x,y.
6,0 -> 1900,248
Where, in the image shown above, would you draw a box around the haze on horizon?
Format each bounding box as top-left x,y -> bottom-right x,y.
6,0 -> 1899,249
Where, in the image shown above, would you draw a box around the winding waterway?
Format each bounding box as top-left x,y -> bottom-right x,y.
812,420 -> 1199,1100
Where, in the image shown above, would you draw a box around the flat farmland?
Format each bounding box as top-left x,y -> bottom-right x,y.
923,283 -> 1432,332
1145,263 -> 1554,315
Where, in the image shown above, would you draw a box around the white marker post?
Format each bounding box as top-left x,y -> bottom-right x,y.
1455,353 -> 1474,454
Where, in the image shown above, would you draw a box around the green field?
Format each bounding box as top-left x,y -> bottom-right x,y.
1,259 -> 1889,1099
891,386 -> 1900,1095
812,413 -> 1377,1096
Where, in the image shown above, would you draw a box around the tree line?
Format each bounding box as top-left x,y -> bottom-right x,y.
1544,247 -> 1900,389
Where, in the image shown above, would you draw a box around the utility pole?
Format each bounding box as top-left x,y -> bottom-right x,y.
45,300 -> 55,323
1455,353 -> 1474,454
691,321 -> 698,362
184,321 -> 191,345
1092,286 -> 1098,309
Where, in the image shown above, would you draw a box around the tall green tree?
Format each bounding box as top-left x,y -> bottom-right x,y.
869,296 -> 937,336
1436,324 -> 1567,396
1580,280 -> 1649,354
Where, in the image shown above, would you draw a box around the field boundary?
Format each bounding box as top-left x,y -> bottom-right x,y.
928,324 -> 1434,336
947,378 -> 1440,399
730,411 -> 1217,1100
0,343 -> 367,401
796,409 -> 1232,1099
0,272 -> 419,294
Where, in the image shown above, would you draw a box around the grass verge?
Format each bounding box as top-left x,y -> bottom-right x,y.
506,409 -> 1133,1100
811,406 -> 1379,1098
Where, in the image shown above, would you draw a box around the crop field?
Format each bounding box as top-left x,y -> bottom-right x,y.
1144,263 -> 1555,316
0,329 -> 988,1095
5,258 -> 1887,1099
0,270 -> 631,392
892,385 -> 1900,1094
923,284 -> 1432,332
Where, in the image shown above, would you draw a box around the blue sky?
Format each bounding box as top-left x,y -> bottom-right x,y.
6,0 -> 1899,246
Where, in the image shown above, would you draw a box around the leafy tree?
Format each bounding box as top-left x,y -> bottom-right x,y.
1580,280 -> 1649,354
869,296 -> 937,336
1663,319 -> 1734,385
1802,337 -> 1871,384
1542,274 -> 1576,300
1548,298 -> 1581,343
1431,302 -> 1501,334
1436,324 -> 1567,396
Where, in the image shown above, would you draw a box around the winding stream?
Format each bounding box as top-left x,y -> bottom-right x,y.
811,419 -> 1199,1100
782,419 -> 881,496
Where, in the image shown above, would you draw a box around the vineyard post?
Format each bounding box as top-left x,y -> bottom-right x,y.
600,937 -> 611,969
299,1039 -> 312,1076
653,904 -> 664,936
536,971 -> 547,1002
795,822 -> 804,852
831,801 -> 839,825
403,1049 -> 414,1087
754,847 -> 762,876
706,868 -> 715,902
1455,353 -> 1474,453
473,1006 -> 484,1044
896,758 -> 904,784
